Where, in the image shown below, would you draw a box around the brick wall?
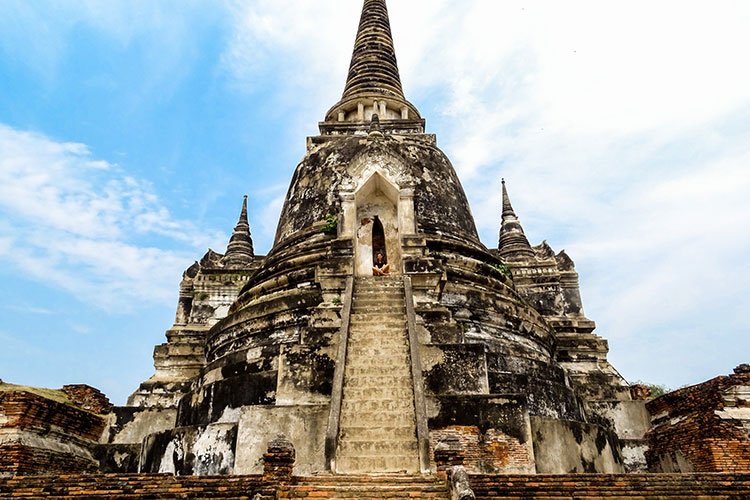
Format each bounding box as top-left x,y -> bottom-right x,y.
0,391 -> 106,441
430,425 -> 533,473
468,473 -> 750,498
61,385 -> 113,415
646,369 -> 750,473
0,444 -> 98,475
0,390 -> 107,475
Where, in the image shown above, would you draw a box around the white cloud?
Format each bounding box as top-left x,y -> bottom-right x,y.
0,124 -> 225,310
4,304 -> 55,315
1,0 -> 747,389
218,1 -> 750,387
0,0 -> 218,95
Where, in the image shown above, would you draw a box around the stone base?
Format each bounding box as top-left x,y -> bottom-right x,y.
530,416 -> 624,473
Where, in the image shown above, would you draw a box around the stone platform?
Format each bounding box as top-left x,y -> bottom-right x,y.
469,473 -> 750,499
3,473 -> 750,498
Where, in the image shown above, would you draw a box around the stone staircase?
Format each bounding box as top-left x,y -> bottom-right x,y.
286,475 -> 449,499
335,276 -> 420,474
469,473 -> 750,499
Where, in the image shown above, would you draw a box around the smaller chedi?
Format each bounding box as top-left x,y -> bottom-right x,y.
1,0 -> 748,481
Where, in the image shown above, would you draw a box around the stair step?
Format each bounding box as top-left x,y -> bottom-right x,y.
340,414 -> 417,427
347,333 -> 409,341
338,439 -> 418,455
349,313 -> 406,322
348,328 -> 407,337
341,398 -> 415,412
355,280 -> 404,287
352,306 -> 404,313
287,485 -> 448,498
336,456 -> 420,474
350,312 -> 406,320
353,288 -> 404,295
353,297 -> 405,305
347,349 -> 411,360
343,387 -> 415,400
346,338 -> 409,349
348,323 -> 407,331
339,426 -> 417,440
347,354 -> 411,366
299,475 -> 445,484
344,367 -> 411,379
352,305 -> 406,319
342,374 -> 412,385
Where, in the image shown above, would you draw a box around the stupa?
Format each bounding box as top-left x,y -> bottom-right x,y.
102,0 -> 650,476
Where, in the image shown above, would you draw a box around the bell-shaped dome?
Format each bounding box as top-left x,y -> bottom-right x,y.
274,133 -> 481,250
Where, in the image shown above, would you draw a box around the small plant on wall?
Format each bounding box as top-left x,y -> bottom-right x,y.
321,213 -> 338,235
491,261 -> 512,278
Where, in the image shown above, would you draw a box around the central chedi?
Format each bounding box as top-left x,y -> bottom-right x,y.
119,0 -> 649,476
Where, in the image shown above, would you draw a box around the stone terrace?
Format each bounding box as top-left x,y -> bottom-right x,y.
4,473 -> 750,498
0,474 -> 447,499
469,473 -> 750,499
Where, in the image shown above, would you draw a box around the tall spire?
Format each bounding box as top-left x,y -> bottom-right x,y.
498,179 -> 535,259
223,195 -> 255,267
343,0 -> 404,101
323,0 -> 421,127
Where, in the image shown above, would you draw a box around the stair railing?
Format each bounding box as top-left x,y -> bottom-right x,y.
324,276 -> 354,472
403,275 -> 432,473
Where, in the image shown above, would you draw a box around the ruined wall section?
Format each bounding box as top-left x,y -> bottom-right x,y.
498,242 -> 628,402
102,250 -> 266,470
646,365 -> 750,473
0,387 -> 109,475
128,251 -> 262,411
397,233 -> 628,473
494,240 -> 648,471
415,236 -> 584,421
137,226 -> 353,475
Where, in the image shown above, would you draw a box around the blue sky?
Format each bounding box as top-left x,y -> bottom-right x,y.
1,0 -> 749,404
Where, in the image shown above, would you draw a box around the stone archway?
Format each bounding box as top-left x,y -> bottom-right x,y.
353,172 -> 401,277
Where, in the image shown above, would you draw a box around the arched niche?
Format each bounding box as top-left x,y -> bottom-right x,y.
340,170 -> 414,277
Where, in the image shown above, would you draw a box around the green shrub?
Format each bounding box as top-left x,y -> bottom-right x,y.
321,214 -> 338,235
490,261 -> 512,278
633,381 -> 671,399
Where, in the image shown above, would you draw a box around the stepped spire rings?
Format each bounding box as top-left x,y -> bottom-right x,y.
498,179 -> 535,259
324,0 -> 421,125
223,194 -> 255,267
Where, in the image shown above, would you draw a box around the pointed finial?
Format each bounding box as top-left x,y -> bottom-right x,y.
324,0 -> 421,126
501,178 -> 516,218
343,0 -> 404,100
498,179 -> 534,259
223,195 -> 255,267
